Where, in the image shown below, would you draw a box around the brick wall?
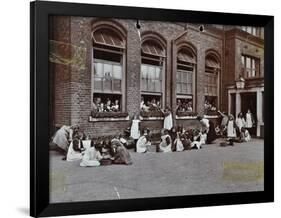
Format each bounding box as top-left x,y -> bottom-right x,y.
50,16 -> 72,127
50,16 -> 263,138
221,29 -> 264,113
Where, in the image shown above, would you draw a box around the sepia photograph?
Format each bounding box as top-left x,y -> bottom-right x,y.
48,16 -> 265,203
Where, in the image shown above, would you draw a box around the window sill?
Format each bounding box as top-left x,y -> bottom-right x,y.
140,116 -> 164,121
204,115 -> 219,119
89,115 -> 130,122
176,115 -> 197,120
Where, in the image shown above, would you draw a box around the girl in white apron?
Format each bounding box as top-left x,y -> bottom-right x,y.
158,129 -> 172,152
161,106 -> 173,130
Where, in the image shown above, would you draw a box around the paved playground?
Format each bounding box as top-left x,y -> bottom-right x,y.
50,138 -> 264,203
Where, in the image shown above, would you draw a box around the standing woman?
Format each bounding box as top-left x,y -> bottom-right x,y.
236,112 -> 246,139
130,114 -> 141,149
50,124 -> 79,153
197,116 -> 216,144
227,114 -> 237,145
161,105 -> 173,131
245,109 -> 255,135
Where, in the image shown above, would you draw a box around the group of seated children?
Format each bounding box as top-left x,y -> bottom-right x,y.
92,97 -> 120,112
136,125 -> 208,153
140,97 -> 161,112
176,99 -> 193,112
66,133 -> 132,167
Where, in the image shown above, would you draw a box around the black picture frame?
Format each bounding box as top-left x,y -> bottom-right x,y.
30,1 -> 274,217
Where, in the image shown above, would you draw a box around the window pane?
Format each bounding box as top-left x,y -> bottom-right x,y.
155,81 -> 161,92
113,65 -> 122,80
148,80 -> 154,92
252,28 -> 257,36
187,72 -> 193,83
241,56 -> 244,66
176,71 -> 181,82
246,57 -> 251,68
252,59 -> 256,70
177,84 -> 182,93
103,63 -> 112,77
94,63 -> 103,77
212,87 -> 217,95
141,78 -> 148,91
103,64 -> 112,91
155,67 -> 161,80
252,70 -> 256,77
94,78 -> 103,91
104,79 -> 112,91
148,66 -> 155,79
187,84 -> 192,94
113,79 -> 121,92
141,65 -> 148,79
182,84 -> 187,93
182,72 -> 188,83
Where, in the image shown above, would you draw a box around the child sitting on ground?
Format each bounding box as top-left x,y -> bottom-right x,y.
66,133 -> 85,161
190,129 -> 206,149
174,131 -> 184,152
240,127 -> 251,142
80,139 -> 103,167
111,137 -> 132,165
157,129 -> 172,152
181,131 -> 192,150
136,130 -> 151,153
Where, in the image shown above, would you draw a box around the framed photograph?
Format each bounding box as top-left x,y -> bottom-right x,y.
30,1 -> 274,217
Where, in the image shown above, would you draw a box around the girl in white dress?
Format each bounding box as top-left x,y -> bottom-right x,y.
174,132 -> 184,152
227,114 -> 237,145
236,112 -> 246,139
161,106 -> 173,130
158,129 -> 172,152
66,138 -> 84,161
245,109 -> 255,135
130,115 -> 141,147
241,127 -> 251,142
80,142 -> 103,167
136,133 -> 151,153
236,112 -> 246,132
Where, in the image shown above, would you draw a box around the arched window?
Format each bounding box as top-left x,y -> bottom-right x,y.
141,39 -> 166,108
92,27 -> 126,113
204,52 -> 220,113
176,46 -> 196,112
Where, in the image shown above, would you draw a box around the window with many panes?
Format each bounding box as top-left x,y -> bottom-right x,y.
141,40 -> 165,111
92,28 -> 126,113
176,48 -> 196,112
241,55 -> 260,78
204,54 -> 220,113
241,26 -> 261,37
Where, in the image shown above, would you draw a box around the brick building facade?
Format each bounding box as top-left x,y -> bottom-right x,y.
49,16 -> 264,138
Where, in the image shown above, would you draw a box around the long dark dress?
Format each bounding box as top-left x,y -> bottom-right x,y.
207,120 -> 216,144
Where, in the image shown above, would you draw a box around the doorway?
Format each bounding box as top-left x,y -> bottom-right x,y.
241,92 -> 257,135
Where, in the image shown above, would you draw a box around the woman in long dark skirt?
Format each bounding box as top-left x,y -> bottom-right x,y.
197,116 -> 216,144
